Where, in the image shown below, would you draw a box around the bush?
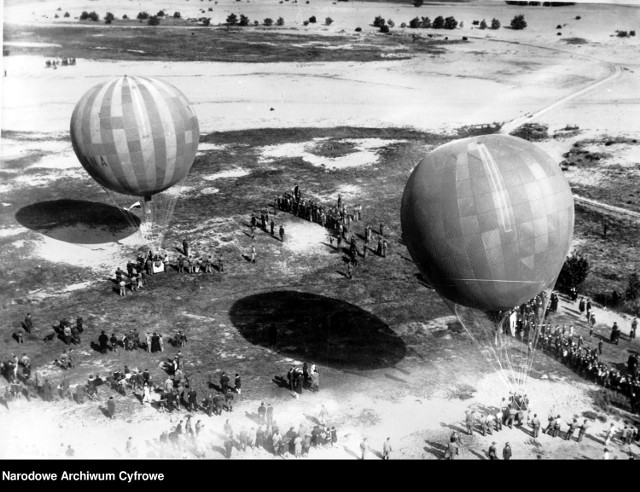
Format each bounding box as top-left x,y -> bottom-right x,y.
202,18 -> 211,26
414,0 -> 424,6
575,15 -> 581,20
264,17 -> 273,26
173,11 -> 181,18
64,12 -> 70,17
373,15 -> 385,27
309,16 -> 316,23
226,13 -> 238,25
617,30 -> 628,38
123,14 -> 129,19
556,253 -> 590,294
421,17 -> 431,28
432,16 -> 444,29
355,27 -> 362,32
254,20 -> 259,25
239,14 -> 249,26
626,273 -> 640,301
491,18 -> 500,29
510,14 -> 527,30
631,30 -> 636,37
325,17 -> 333,26
276,17 -> 284,26
55,13 -> 59,18
105,12 -> 115,24
409,17 -> 420,28
387,19 -> 394,28
400,22 -> 407,28
137,11 -> 149,20
444,16 -> 458,30
148,15 -> 160,26
157,10 -> 165,17
472,20 -> 479,26
303,20 -> 309,26
380,25 -> 390,33
480,19 -> 487,30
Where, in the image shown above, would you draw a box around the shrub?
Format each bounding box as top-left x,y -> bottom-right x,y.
123,14 -> 129,19
556,253 -> 590,294
173,11 -> 181,18
421,17 -> 431,28
387,19 -> 394,28
264,17 -> 273,26
480,19 -> 487,29
575,15 -> 581,20
303,20 -> 309,26
309,16 -> 316,23
105,12 -> 115,24
626,273 -> 640,301
355,27 -> 362,32
64,12 -> 70,17
202,17 -> 211,26
239,14 -> 249,26
373,15 -> 385,27
148,15 -> 160,26
137,11 -> 149,20
414,0 -> 424,6
276,17 -> 284,26
432,16 -> 444,29
556,24 -> 562,29
631,30 -> 636,36
325,17 -> 333,26
444,16 -> 458,30
617,30 -> 628,37
157,10 -> 165,17
491,18 -> 500,29
510,14 -> 527,30
472,20 -> 479,26
89,11 -> 99,21
380,24 -> 390,33
226,13 -> 238,25
400,22 -> 407,28
55,13 -> 59,18
409,17 -> 420,28
254,20 -> 259,25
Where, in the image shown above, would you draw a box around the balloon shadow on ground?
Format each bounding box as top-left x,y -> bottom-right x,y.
15,199 -> 140,244
229,291 -> 406,370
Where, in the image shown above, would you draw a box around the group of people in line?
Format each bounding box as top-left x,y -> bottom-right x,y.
45,58 -> 76,69
286,363 -> 320,396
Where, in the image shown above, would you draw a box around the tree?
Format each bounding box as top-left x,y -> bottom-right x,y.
413,0 -> 424,6
64,12 -> 70,18
401,22 -> 407,28
276,17 -> 284,26
380,24 -> 390,33
173,11 -> 181,18
626,273 -> 640,301
264,17 -> 273,26
556,253 -> 590,294
432,16 -> 444,29
123,14 -> 129,19
105,12 -> 115,24
373,15 -> 385,27
157,10 -> 165,17
137,11 -> 149,20
387,19 -> 394,28
491,18 -> 501,29
409,17 -> 420,28
88,11 -> 99,21
444,16 -> 458,30
148,15 -> 161,26
325,17 -> 333,26
239,14 -> 250,26
202,18 -> 211,26
226,13 -> 238,25
510,14 -> 527,30
480,19 -> 487,30
309,16 -> 316,23
421,17 -> 431,28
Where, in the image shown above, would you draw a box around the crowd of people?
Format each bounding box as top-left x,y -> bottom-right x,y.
45,57 -> 76,69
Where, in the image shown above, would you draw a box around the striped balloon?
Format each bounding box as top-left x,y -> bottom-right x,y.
401,134 -> 574,312
70,75 -> 199,198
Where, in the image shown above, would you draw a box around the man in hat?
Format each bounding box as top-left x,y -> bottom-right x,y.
359,437 -> 368,460
98,331 -> 109,354
107,397 -> 116,419
531,413 -> 541,438
22,313 -> 33,334
502,442 -> 512,460
382,437 -> 392,460
258,402 -> 266,424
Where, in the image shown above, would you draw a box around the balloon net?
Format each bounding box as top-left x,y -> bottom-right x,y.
100,176 -> 187,252
447,288 -> 553,396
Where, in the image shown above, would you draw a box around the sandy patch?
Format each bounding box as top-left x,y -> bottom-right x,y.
281,219 -> 332,256
202,168 -> 251,181
0,227 -> 29,238
199,187 -> 220,196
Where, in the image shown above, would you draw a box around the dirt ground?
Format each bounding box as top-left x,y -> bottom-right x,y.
1,0 -> 640,460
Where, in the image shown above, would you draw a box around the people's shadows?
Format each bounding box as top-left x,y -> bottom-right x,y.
15,199 -> 140,244
343,445 -> 359,459
304,414 -> 321,426
98,406 -> 110,418
424,440 -> 446,459
89,342 -> 104,354
245,411 -> 263,426
230,291 -> 406,369
467,448 -> 487,460
210,444 -> 227,458
369,448 -> 383,459
272,376 -> 289,389
586,433 -> 604,445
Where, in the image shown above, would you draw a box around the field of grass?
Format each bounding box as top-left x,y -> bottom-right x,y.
2,23 -> 459,63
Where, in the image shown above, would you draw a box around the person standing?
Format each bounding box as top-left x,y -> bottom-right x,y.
359,437 -> 368,460
502,442 -> 512,460
106,397 -> 116,419
488,442 -> 498,460
183,239 -> 189,257
531,413 -> 541,438
465,411 -> 475,435
22,313 -> 33,334
279,225 -> 285,242
631,318 -> 638,340
605,423 -> 616,446
444,439 -> 459,460
319,404 -> 328,426
250,245 -> 256,263
234,374 -> 242,395
577,419 -> 589,443
270,220 -> 275,236
266,403 -> 274,427
382,437 -> 392,460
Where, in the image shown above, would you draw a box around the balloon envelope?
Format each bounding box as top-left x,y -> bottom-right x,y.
401,134 -> 574,311
70,75 -> 199,198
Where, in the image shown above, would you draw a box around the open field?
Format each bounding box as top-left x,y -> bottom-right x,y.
1,0 -> 640,461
